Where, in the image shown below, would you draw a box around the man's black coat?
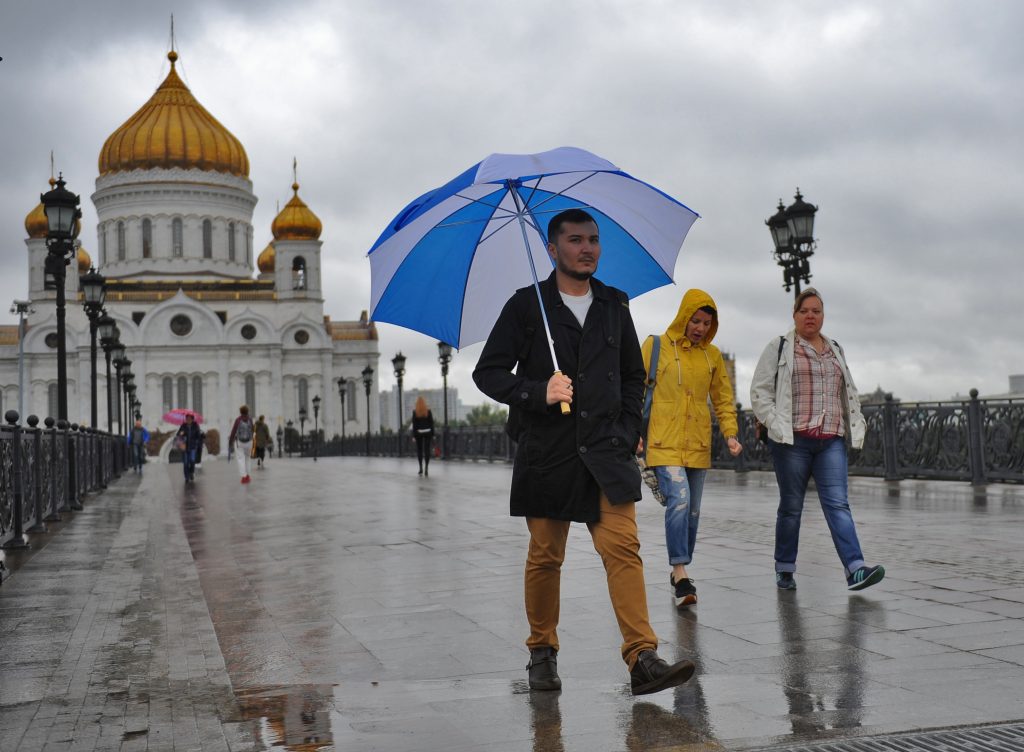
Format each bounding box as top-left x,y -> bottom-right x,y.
473,271 -> 645,522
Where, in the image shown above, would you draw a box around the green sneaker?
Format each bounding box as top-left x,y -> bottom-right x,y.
847,565 -> 885,591
776,572 -> 796,590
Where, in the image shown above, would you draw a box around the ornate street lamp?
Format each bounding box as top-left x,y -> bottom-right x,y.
276,425 -> 284,458
361,364 -> 374,456
392,352 -> 406,456
298,405 -> 308,455
41,174 -> 82,420
336,377 -> 349,454
120,359 -> 133,437
80,267 -> 106,428
99,316 -> 118,433
132,398 -> 141,421
285,420 -> 294,457
437,341 -> 453,459
766,189 -> 818,298
111,345 -> 127,437
311,394 -> 321,462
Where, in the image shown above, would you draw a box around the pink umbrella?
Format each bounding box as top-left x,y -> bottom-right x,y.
162,408 -> 203,425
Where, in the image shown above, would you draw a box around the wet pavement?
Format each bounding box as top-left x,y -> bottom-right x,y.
2,455 -> 1024,751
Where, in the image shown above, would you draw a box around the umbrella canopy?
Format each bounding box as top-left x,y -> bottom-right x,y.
162,408 -> 203,425
368,147 -> 699,350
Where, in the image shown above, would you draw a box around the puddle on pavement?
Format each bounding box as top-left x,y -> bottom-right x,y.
234,684 -> 336,750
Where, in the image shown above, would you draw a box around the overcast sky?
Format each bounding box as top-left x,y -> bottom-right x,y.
2,1 -> 1021,408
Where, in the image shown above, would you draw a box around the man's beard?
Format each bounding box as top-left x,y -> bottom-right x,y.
557,257 -> 596,281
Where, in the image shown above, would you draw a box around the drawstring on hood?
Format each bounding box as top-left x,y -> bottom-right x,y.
664,288 -> 718,385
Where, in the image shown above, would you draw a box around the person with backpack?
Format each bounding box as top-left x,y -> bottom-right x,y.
640,289 -> 742,609
126,419 -> 150,474
229,405 -> 255,484
750,287 -> 885,592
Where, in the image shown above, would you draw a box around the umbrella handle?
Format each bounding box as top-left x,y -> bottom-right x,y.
553,370 -> 571,415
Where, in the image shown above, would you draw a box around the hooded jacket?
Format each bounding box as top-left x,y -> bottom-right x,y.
640,288 -> 738,469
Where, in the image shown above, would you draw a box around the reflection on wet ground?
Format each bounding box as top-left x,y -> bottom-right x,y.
4,457 -> 1024,751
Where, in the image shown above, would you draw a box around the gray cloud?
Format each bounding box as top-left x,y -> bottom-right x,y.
2,0 -> 1021,409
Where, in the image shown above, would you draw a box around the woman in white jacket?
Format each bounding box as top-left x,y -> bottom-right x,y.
750,288 -> 884,592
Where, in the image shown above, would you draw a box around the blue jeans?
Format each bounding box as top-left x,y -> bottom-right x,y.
654,466 -> 707,566
132,444 -> 145,472
769,436 -> 865,577
182,448 -> 196,480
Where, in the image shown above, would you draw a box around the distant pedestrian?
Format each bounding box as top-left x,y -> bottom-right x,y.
473,208 -> 695,696
127,419 -> 150,474
410,396 -> 435,476
750,287 -> 885,591
175,414 -> 202,484
640,289 -> 742,609
254,415 -> 272,469
229,405 -> 255,484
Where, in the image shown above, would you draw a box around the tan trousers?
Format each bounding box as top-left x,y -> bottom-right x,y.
525,494 -> 658,668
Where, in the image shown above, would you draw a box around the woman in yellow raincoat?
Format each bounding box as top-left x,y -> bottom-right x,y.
641,289 -> 742,608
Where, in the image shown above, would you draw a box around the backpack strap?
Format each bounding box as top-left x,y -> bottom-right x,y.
639,335 -> 661,458
772,335 -> 785,389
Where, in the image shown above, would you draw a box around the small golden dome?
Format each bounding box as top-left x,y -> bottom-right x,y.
77,246 -> 92,274
257,242 -> 275,273
271,182 -> 322,240
25,177 -> 56,238
98,51 -> 249,177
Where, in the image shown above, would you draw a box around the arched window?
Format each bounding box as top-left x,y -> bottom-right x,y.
228,222 -> 236,261
172,218 -> 183,257
117,221 -> 126,261
292,257 -> 307,290
177,376 -> 188,408
142,218 -> 152,258
47,383 -> 58,419
202,219 -> 213,259
346,380 -> 358,420
192,376 -> 203,416
297,378 -> 309,413
244,374 -> 256,415
162,377 -> 173,413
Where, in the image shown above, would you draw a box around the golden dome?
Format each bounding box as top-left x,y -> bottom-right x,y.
24,177 -> 56,238
271,182 -> 322,240
98,51 -> 249,177
77,246 -> 92,274
257,242 -> 275,273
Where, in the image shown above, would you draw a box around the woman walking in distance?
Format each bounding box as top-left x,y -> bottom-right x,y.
410,396 -> 435,476
229,405 -> 255,484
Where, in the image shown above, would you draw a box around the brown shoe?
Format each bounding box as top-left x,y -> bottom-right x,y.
630,650 -> 694,695
526,647 -> 561,691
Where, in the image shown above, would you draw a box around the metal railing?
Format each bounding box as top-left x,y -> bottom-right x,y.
310,391 -> 1023,485
1,410 -> 128,552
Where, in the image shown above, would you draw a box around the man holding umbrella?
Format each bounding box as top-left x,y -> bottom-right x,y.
474,208 -> 695,695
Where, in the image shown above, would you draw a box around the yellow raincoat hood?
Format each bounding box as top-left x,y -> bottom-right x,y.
666,288 -> 718,345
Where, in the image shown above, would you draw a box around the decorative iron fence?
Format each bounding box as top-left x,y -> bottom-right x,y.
315,391 -> 1023,485
1,410 -> 128,552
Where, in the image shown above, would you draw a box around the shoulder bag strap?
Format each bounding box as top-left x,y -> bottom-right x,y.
640,335 -> 661,458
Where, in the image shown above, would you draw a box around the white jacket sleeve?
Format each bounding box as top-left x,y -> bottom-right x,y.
750,337 -> 782,427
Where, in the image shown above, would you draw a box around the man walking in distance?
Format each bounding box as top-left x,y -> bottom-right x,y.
229,405 -> 255,484
473,208 -> 695,695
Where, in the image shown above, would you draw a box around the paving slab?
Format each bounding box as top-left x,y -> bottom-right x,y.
2,455 -> 1024,750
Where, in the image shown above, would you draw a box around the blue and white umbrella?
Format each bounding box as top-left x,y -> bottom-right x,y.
369,147 -> 699,364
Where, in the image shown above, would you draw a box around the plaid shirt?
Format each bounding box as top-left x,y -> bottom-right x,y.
791,337 -> 845,438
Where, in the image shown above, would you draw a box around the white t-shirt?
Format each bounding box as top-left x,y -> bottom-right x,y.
559,288 -> 593,327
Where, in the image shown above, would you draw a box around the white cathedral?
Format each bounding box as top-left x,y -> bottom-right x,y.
0,50 -> 381,452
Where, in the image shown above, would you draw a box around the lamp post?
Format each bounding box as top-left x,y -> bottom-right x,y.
40,174 -> 82,421
361,364 -> 374,456
298,406 -> 307,455
132,398 -> 141,421
111,345 -> 126,437
437,341 -> 453,459
120,360 -> 133,437
276,425 -> 283,459
285,420 -> 293,457
336,377 -> 348,454
99,317 -> 118,433
80,268 -> 106,428
392,352 -> 406,456
311,394 -> 321,462
10,300 -> 34,421
766,189 -> 818,299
